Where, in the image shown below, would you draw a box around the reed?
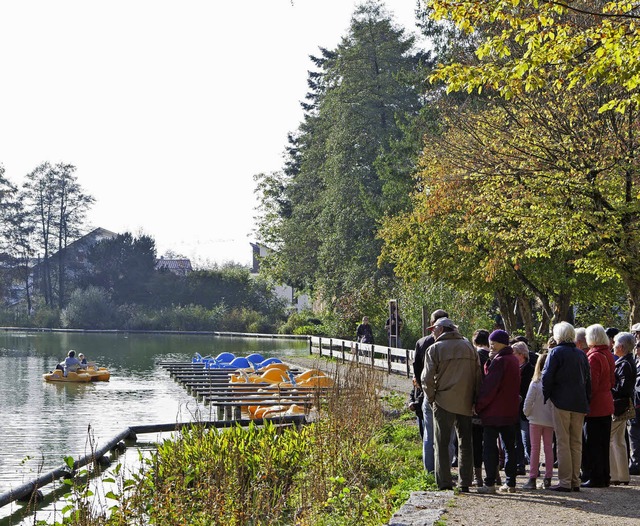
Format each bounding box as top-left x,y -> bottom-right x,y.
35,361 -> 432,525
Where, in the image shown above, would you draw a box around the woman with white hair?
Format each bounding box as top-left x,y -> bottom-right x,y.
581,324 -> 616,488
542,321 -> 591,492
610,332 -> 638,485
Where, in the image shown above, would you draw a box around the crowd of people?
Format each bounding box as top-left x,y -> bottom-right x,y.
412,310 -> 640,494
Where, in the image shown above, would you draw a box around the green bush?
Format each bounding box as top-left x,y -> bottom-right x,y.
61,287 -> 114,329
278,310 -> 325,335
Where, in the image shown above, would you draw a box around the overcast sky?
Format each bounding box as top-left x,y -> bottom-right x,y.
0,0 -> 424,267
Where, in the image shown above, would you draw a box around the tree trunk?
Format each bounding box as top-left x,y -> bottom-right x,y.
552,291 -> 573,325
626,278 -> 640,325
517,296 -> 537,350
495,290 -> 517,334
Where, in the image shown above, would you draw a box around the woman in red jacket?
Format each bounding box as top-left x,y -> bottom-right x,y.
581,324 -> 616,488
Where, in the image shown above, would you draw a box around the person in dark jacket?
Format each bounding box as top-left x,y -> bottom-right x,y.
610,332 -> 638,485
630,323 -> 640,476
542,322 -> 591,492
356,316 -> 374,344
471,329 -> 491,487
408,377 -> 425,439
476,330 -> 521,494
513,341 -> 534,476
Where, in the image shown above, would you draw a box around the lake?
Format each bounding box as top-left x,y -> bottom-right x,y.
0,330 -> 309,523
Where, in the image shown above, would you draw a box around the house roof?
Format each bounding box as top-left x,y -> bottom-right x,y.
155,258 -> 193,272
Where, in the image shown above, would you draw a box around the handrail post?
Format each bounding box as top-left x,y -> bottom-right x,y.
329,338 -> 333,359
406,348 -> 411,377
387,346 -> 391,373
309,336 -> 313,355
341,341 -> 345,363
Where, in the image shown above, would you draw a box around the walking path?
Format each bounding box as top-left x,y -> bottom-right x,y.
287,353 -> 640,526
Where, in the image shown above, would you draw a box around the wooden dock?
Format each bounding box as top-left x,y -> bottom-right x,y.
158,360 -> 330,421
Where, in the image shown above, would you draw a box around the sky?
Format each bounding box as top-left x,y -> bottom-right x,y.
0,1 -> 424,268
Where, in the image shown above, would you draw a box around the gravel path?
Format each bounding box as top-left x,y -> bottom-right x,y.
287,355 -> 640,525
444,479 -> 640,526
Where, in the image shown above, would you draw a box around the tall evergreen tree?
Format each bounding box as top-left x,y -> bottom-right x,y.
255,1 -> 424,305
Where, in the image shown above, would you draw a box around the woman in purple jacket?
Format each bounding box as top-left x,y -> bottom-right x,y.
476,330 -> 521,494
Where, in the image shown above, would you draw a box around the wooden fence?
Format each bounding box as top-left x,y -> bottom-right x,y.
309,336 -> 414,377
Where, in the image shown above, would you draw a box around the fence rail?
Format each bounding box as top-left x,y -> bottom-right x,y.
309,336 -> 414,377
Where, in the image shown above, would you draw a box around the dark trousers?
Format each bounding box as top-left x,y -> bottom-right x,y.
433,404 -> 474,489
472,422 -> 484,469
483,425 -> 517,487
582,415 -> 612,485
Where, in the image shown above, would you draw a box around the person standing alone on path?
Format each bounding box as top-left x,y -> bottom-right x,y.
422,317 -> 481,491
542,322 -> 591,492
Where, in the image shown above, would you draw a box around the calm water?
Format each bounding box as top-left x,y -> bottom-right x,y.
0,331 -> 308,521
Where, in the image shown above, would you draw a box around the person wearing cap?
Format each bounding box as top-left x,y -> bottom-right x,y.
414,309 -> 449,473
542,321 -> 591,492
475,329 -> 521,494
78,353 -> 88,365
628,323 -> 640,475
421,317 -> 481,491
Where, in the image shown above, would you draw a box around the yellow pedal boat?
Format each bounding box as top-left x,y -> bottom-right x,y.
43,366 -> 110,383
85,366 -> 110,381
43,370 -> 92,383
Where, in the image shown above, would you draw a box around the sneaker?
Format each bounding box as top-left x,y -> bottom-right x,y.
543,478 -> 552,489
477,485 -> 496,494
523,478 -> 537,490
498,484 -> 516,493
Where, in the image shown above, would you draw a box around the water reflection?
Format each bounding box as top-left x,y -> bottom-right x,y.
0,331 -> 308,521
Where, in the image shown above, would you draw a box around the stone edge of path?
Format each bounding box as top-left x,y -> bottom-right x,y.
386,490 -> 453,526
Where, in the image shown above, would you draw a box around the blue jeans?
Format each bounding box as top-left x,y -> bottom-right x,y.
422,398 -> 456,473
514,418 -> 531,469
629,409 -> 640,471
422,397 -> 435,472
484,425 -> 517,487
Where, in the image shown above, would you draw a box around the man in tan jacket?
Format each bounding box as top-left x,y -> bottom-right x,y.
422,317 -> 482,491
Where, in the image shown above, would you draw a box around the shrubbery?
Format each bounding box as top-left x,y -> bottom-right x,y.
48,364 -> 434,525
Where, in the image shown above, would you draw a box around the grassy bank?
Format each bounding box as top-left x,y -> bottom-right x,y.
36,364 -> 433,525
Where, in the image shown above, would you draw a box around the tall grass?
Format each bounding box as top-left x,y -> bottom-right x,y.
36,362 -> 432,525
